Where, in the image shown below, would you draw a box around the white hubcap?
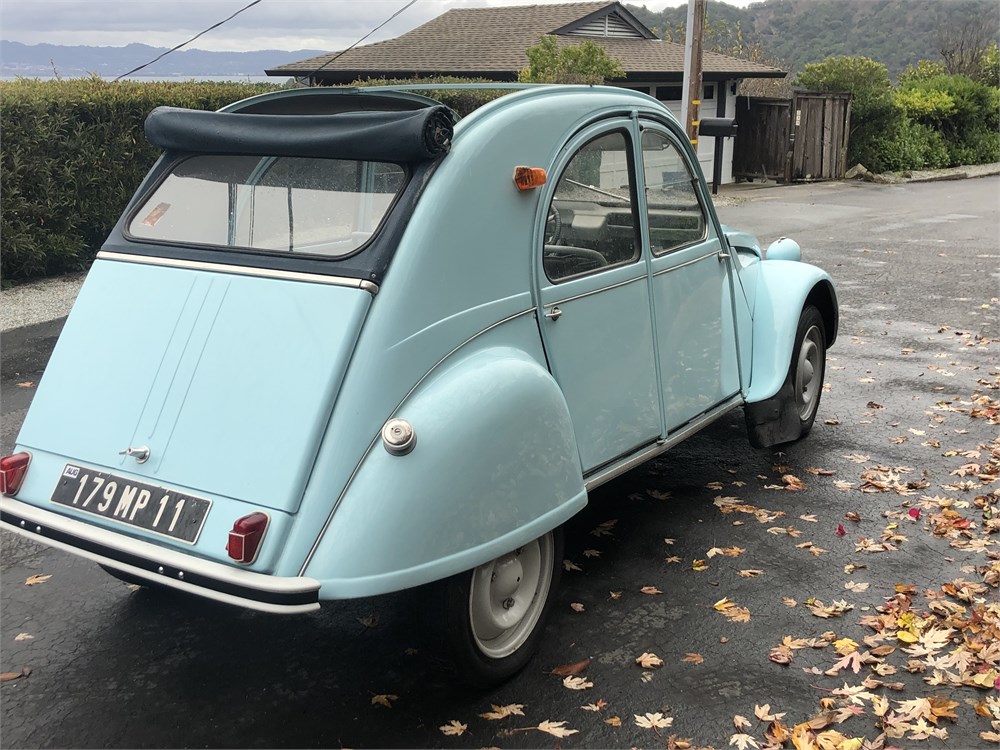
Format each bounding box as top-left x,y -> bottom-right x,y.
795,325 -> 823,421
468,533 -> 554,659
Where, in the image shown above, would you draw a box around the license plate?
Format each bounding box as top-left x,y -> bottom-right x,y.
50,465 -> 211,544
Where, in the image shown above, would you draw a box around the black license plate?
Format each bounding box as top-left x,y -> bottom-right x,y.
51,465 -> 212,544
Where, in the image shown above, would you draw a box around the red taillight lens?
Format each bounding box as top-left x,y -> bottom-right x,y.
226,512 -> 269,564
0,452 -> 31,496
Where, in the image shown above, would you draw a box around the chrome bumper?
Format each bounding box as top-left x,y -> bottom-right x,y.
0,496 -> 320,614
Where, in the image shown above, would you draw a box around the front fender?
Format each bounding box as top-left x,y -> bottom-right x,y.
745,261 -> 838,404
305,346 -> 586,599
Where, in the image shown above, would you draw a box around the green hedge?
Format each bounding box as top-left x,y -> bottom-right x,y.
1,78 -> 281,282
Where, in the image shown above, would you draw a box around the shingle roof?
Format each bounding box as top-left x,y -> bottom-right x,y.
266,2 -> 786,81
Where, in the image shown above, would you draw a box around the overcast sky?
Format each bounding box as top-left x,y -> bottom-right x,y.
0,0 -> 761,51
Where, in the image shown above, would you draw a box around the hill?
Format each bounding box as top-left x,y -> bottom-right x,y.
625,0 -> 1000,77
0,41 -> 326,79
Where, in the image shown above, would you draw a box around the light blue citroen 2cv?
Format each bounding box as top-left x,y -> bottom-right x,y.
0,84 -> 837,685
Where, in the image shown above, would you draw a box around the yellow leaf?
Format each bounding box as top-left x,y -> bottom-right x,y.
896,630 -> 918,643
479,703 -> 524,720
438,720 -> 467,736
635,652 -> 663,669
371,694 -> 398,708
714,597 -> 734,611
604,716 -> 622,727
537,720 -> 579,738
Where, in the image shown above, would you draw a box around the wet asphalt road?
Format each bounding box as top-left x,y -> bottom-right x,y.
1,177 -> 998,749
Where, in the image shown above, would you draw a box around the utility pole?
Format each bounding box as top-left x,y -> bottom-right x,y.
679,0 -> 706,147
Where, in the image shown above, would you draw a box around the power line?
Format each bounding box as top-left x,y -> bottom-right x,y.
303,0 -> 420,84
113,0 -> 265,81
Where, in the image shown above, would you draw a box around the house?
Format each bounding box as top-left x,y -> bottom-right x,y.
266,1 -> 786,184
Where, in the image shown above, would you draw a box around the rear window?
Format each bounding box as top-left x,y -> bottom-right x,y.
128,155 -> 406,257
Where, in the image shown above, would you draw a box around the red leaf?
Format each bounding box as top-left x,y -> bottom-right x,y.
908,508 -> 921,520
835,523 -> 847,536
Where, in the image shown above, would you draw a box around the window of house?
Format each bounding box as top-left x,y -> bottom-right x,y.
640,130 -> 708,255
544,131 -> 640,282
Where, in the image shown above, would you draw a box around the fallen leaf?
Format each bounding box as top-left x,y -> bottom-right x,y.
562,675 -> 593,690
635,712 -> 674,729
609,590 -> 623,600
665,555 -> 682,564
550,658 -> 591,676
15,381 -> 33,388
692,559 -> 709,571
782,596 -> 798,607
738,569 -> 764,578
635,652 -> 663,668
604,716 -> 622,727
570,602 -> 585,612
371,694 -> 398,708
640,585 -> 663,595
835,524 -> 847,536
563,559 -> 582,572
24,575 -> 51,586
581,700 -> 607,712
13,633 -> 33,642
582,548 -> 601,558
799,514 -> 819,523
479,703 -> 524,720
733,715 -> 752,731
590,519 -> 618,537
537,720 -> 579,738
729,732 -> 759,749
0,668 -> 31,682
681,652 -> 704,664
439,720 -> 467,736
844,581 -> 870,593
754,703 -> 786,722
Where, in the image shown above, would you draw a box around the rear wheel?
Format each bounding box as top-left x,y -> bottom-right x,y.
445,527 -> 563,687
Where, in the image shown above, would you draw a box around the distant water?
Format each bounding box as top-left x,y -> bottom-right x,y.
1,74 -> 290,83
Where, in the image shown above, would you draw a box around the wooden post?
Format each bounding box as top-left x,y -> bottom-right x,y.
680,0 -> 706,146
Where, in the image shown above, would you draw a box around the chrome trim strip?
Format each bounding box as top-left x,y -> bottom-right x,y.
543,274 -> 646,308
1,497 -> 320,614
584,395 -> 743,492
96,251 -> 379,294
650,250 -> 721,278
298,308 -> 537,575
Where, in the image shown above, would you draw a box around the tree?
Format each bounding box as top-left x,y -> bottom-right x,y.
518,36 -> 625,84
938,20 -> 994,79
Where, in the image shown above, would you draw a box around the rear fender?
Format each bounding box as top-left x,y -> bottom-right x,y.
304,346 -> 586,599
745,261 -> 838,404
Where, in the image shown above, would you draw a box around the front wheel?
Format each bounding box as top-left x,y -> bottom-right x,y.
444,528 -> 563,687
790,305 -> 826,435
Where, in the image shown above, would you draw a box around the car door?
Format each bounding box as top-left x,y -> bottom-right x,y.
536,123 -> 662,473
639,124 -> 741,432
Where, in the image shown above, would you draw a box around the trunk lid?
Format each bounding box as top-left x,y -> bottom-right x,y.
17,258 -> 370,514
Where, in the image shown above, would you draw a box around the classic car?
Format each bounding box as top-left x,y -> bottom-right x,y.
0,84 -> 837,685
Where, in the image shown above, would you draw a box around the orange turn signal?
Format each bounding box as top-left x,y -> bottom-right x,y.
513,166 -> 547,191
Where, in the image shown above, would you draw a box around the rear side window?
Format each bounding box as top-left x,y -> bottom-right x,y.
128,155 -> 406,257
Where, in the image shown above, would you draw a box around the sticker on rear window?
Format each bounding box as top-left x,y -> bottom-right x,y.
142,202 -> 171,227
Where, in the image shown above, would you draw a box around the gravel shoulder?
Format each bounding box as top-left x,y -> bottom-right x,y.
1,272 -> 86,332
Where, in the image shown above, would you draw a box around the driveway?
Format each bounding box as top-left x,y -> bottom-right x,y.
1,177 -> 998,749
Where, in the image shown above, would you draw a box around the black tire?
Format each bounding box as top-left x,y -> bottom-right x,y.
444,527 -> 564,688
788,304 -> 826,437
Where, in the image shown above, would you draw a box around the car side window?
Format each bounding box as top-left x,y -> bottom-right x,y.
640,130 -> 708,255
544,131 -> 640,282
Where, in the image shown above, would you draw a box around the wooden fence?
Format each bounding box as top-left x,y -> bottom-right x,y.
733,92 -> 852,183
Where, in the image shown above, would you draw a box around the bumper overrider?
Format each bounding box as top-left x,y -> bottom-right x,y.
0,497 -> 320,613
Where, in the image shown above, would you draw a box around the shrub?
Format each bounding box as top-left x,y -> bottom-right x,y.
897,74 -> 1000,165
1,77 -> 282,282
518,35 -> 625,84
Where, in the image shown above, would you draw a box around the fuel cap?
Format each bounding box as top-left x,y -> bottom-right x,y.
382,418 -> 416,456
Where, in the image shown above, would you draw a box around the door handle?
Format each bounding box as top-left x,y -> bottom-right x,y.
717,250 -> 731,261
544,306 -> 563,321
